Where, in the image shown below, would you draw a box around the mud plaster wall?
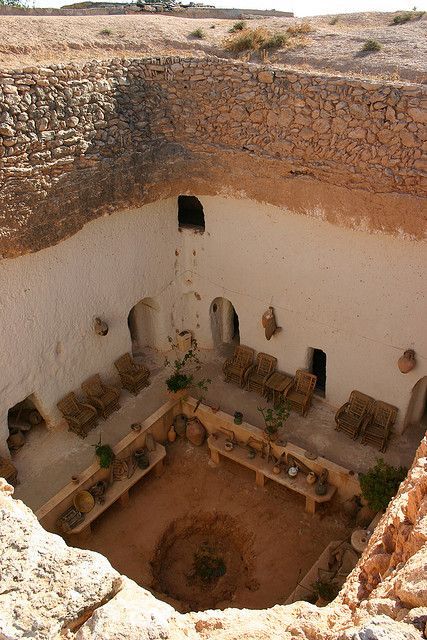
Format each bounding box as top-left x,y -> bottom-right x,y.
0,196 -> 425,456
0,56 -> 426,259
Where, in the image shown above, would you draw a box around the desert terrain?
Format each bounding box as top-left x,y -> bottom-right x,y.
0,11 -> 426,81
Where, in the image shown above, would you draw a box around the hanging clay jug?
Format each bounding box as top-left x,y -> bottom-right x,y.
397,349 -> 416,374
173,413 -> 188,437
261,306 -> 279,340
167,426 -> 176,443
186,418 -> 206,446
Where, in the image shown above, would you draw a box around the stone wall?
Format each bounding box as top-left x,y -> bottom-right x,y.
1,435 -> 426,639
0,56 -> 425,258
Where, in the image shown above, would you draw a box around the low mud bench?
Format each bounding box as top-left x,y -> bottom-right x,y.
208,433 -> 336,514
36,435 -> 167,540
69,445 -> 166,538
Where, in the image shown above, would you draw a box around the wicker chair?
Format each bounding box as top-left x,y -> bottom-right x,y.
223,345 -> 254,387
114,353 -> 150,395
360,401 -> 398,452
57,392 -> 98,438
335,390 -> 375,440
81,374 -> 121,420
284,370 -> 317,417
245,352 -> 277,395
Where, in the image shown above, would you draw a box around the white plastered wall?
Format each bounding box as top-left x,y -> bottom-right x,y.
180,196 -> 427,433
0,195 -> 425,455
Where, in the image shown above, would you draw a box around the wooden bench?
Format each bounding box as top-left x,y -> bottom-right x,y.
37,444 -> 166,540
208,433 -> 336,514
70,445 -> 166,537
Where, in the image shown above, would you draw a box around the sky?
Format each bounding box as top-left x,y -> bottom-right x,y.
32,0 -> 427,15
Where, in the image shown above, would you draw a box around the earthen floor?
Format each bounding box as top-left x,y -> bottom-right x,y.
13,347 -> 425,512
75,437 -> 353,612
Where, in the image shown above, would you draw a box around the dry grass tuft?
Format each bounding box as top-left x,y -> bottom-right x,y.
286,21 -> 314,36
225,25 -> 310,55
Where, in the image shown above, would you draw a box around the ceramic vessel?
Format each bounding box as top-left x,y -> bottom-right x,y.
167,426 -> 177,443
288,466 -> 298,478
186,418 -> 206,446
398,349 -> 416,373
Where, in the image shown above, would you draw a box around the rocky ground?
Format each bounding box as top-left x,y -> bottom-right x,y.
0,11 -> 426,82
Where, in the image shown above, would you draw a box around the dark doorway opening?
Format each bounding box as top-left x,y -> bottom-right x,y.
178,196 -> 205,232
310,348 -> 326,397
210,298 -> 240,350
7,395 -> 46,455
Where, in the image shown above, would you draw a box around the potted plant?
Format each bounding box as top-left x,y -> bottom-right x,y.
360,459 -> 407,513
93,435 -> 115,481
258,399 -> 290,442
165,338 -> 211,407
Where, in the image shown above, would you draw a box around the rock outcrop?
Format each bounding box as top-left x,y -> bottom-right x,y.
1,436 -> 426,640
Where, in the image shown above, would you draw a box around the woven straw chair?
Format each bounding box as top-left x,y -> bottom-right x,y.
284,370 -> 317,417
335,390 -> 375,440
223,345 -> 254,387
57,392 -> 98,438
114,353 -> 150,395
81,374 -> 121,420
245,352 -> 277,395
360,400 -> 398,452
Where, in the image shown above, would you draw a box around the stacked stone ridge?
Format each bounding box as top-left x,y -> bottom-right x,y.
0,56 -> 426,257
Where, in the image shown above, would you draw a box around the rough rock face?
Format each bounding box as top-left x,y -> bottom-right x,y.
1,436 -> 426,640
0,56 -> 425,258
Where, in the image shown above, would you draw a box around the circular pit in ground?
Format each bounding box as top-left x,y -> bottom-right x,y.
151,512 -> 257,612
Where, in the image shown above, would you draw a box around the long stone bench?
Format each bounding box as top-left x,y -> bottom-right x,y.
208,432 -> 336,514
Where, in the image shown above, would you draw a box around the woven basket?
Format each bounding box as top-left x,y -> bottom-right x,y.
73,490 -> 95,513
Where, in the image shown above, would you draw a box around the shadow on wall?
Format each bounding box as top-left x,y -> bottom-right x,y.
128,297 -> 160,356
404,376 -> 427,431
210,297 -> 240,349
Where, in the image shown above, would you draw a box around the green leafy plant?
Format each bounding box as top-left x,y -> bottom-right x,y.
165,338 -> 211,403
94,436 -> 115,468
190,28 -> 205,39
362,39 -> 382,52
311,579 -> 340,603
360,459 -> 407,512
258,400 -> 290,437
229,20 -> 246,33
99,28 -> 113,36
192,546 -> 226,583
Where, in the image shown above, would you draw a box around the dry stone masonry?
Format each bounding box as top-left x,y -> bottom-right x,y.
0,56 -> 426,257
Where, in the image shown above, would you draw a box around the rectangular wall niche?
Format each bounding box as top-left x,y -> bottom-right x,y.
178,195 -> 205,232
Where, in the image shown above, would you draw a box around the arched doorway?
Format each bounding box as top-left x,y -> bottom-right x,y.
404,376 -> 427,432
128,298 -> 159,356
210,297 -> 240,349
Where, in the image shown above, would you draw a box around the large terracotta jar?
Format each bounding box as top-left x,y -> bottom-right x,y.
186,418 -> 207,446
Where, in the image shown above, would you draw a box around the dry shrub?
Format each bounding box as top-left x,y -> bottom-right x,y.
225,27 -> 288,53
225,27 -> 270,53
286,21 -> 314,36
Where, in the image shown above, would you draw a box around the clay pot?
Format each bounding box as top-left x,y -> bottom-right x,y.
288,466 -> 298,478
273,464 -> 281,475
186,418 -> 206,446
306,471 -> 317,485
134,448 -> 149,469
315,480 -> 328,496
234,412 -> 243,425
167,426 -> 177,443
7,432 -> 25,451
397,349 -> 416,373
173,414 -> 188,437
224,439 -> 234,451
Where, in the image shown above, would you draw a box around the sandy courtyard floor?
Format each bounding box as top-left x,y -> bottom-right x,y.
76,437 -> 352,612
